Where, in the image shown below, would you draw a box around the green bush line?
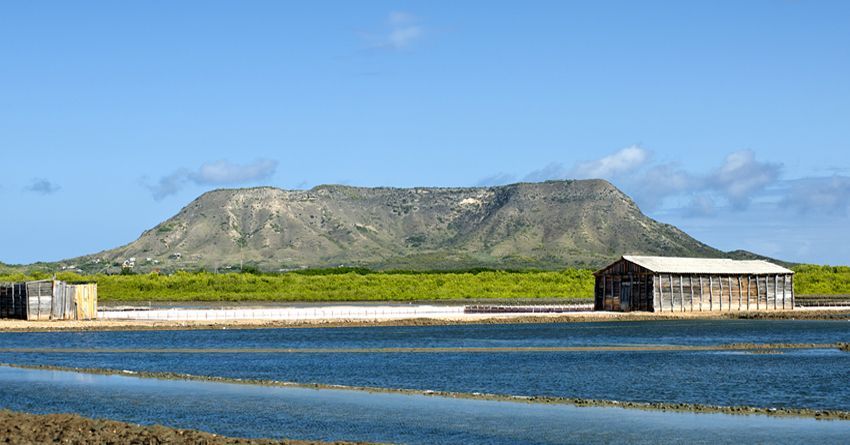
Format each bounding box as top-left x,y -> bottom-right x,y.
0,269 -> 595,302
791,265 -> 850,295
0,265 -> 846,301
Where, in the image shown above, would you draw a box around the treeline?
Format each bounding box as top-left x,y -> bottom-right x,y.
0,269 -> 595,301
791,265 -> 850,295
1,265 -> 847,301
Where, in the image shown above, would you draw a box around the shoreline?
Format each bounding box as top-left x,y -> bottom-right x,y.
0,408 -> 363,445
0,342 -> 843,354
0,308 -> 849,332
4,363 -> 850,421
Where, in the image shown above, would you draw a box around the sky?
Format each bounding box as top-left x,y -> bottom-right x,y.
1,1 -> 849,265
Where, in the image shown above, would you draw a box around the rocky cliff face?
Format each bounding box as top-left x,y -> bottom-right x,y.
85,180 -> 725,271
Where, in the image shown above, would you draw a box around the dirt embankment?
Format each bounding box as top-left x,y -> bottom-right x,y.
0,309 -> 849,332
0,409 -> 366,445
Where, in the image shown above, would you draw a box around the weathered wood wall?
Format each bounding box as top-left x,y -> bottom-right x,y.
652,273 -> 794,312
71,283 -> 98,320
0,280 -> 98,320
594,259 -> 654,311
26,280 -> 54,321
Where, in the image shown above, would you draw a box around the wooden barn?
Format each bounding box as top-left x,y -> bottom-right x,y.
594,256 -> 794,312
0,280 -> 97,320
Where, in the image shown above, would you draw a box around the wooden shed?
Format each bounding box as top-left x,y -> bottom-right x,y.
0,280 -> 97,320
594,256 -> 794,312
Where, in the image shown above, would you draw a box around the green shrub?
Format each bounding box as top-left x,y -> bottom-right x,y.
0,269 -> 595,302
793,264 -> 850,294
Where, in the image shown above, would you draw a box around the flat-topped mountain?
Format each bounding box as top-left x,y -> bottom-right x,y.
80,180 -> 737,271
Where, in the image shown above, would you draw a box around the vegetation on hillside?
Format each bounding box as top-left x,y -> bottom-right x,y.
0,264 -> 846,301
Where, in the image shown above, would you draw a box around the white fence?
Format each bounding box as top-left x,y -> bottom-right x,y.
98,305 -> 466,321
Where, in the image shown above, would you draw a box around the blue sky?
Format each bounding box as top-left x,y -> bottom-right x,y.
2,1 -> 849,265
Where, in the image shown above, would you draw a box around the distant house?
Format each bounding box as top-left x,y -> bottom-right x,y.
593,256 -> 794,312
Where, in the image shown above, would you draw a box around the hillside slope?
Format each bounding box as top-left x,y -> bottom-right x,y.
78,180 -> 729,271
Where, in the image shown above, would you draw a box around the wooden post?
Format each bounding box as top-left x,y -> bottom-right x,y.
679,275 -> 684,312
746,275 -> 751,311
669,274 -> 675,312
699,276 -> 704,311
774,275 -> 779,310
756,276 -> 761,310
726,275 -> 740,311
719,276 -> 724,311
688,275 -> 694,312
637,274 -> 642,311
738,276 -> 743,311
709,276 -> 714,311
791,275 -> 797,309
656,275 -> 662,312
782,275 -> 787,309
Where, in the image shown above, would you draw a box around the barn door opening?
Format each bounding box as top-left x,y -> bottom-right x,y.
620,283 -> 631,311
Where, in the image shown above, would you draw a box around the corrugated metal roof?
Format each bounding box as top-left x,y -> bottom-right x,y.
620,255 -> 793,275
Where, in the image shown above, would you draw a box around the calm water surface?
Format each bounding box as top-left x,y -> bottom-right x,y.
2,319 -> 848,349
1,366 -> 849,445
1,320 -> 849,411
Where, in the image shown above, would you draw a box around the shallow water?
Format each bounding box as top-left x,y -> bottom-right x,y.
1,320 -> 849,410
1,366 -> 849,445
2,319 -> 848,349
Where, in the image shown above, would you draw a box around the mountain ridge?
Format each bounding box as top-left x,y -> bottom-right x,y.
51,179 -> 783,273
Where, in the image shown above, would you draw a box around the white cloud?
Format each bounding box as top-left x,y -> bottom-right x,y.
706,150 -> 782,209
493,147 -> 785,213
519,146 -> 651,183
387,12 -> 423,49
189,159 -> 278,185
145,159 -> 278,200
631,163 -> 696,211
365,11 -> 425,50
570,145 -> 651,179
565,147 -> 779,212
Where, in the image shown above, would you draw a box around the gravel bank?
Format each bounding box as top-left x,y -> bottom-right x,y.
0,409 -> 366,445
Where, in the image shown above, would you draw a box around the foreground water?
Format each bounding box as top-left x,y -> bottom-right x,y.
1,320 -> 849,411
2,366 -> 849,445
